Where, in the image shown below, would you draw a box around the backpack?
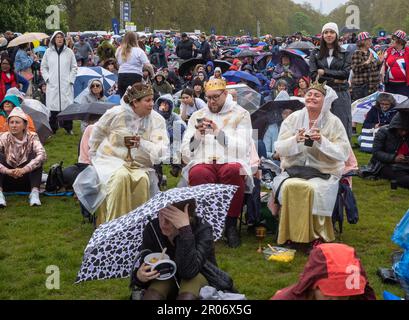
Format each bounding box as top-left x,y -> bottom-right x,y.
45,161 -> 65,192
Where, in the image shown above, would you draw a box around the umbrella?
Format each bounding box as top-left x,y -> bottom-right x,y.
251,99 -> 304,139
223,70 -> 261,86
341,43 -> 357,53
256,42 -> 267,47
75,184 -> 238,283
287,41 -> 316,51
213,60 -> 232,73
226,83 -> 261,114
7,33 -> 49,48
21,99 -> 53,144
279,49 -> 310,77
178,58 -> 205,77
391,96 -> 409,112
236,49 -> 258,58
340,26 -> 360,34
352,92 -> 408,123
57,102 -> 116,122
73,66 -> 118,101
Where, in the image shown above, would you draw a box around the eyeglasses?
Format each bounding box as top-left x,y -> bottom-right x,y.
91,84 -> 101,88
205,92 -> 224,101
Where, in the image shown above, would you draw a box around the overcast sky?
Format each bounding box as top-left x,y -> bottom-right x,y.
292,0 -> 349,14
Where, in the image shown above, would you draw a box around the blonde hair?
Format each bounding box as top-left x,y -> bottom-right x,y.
120,32 -> 139,62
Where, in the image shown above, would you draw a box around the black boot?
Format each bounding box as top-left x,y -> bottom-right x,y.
225,217 -> 241,248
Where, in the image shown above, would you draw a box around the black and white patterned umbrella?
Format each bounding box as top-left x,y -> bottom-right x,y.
75,184 -> 238,283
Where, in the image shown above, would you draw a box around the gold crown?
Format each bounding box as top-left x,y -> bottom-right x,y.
307,80 -> 327,95
205,79 -> 227,92
124,83 -> 154,102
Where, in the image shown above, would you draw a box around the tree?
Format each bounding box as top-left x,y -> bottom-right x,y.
291,11 -> 311,34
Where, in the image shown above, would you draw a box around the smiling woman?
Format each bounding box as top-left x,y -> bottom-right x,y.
82,82 -> 169,226
268,81 -> 350,248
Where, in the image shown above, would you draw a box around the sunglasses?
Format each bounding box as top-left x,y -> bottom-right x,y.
91,84 -> 101,88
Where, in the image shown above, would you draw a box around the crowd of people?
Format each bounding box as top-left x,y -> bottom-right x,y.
0,21 -> 408,300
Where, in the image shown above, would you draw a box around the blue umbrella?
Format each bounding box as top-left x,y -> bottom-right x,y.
256,41 -> 267,46
223,70 -> 261,86
33,46 -> 47,54
74,66 -> 118,100
107,94 -> 121,104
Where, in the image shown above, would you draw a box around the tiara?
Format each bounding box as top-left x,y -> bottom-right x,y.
205,79 -> 227,92
125,84 -> 154,102
307,80 -> 327,95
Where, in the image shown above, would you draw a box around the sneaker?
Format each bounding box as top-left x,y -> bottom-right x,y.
0,192 -> 6,208
225,226 -> 241,248
66,130 -> 74,135
29,190 -> 41,206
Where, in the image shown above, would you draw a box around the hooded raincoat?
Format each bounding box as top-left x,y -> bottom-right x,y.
80,98 -> 170,224
181,94 -> 254,192
40,31 -> 78,112
269,86 -> 350,244
271,243 -> 376,300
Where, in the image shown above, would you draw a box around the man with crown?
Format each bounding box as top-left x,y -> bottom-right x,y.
268,81 -> 350,248
181,79 -> 255,248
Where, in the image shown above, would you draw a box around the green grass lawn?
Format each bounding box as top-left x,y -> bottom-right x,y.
0,122 -> 408,300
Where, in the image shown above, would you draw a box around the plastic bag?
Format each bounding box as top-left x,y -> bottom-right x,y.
73,165 -> 106,214
263,246 -> 296,263
392,210 -> 409,250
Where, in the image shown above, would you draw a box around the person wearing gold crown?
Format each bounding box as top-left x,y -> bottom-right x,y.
267,81 -> 350,249
82,83 -> 169,226
181,78 -> 255,248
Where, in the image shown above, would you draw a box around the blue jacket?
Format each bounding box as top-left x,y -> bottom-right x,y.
14,49 -> 34,72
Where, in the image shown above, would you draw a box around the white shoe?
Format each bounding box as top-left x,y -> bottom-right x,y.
0,192 -> 6,207
29,190 -> 41,206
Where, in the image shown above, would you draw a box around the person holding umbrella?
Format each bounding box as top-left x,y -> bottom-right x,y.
132,199 -> 216,300
40,31 -> 78,135
0,107 -> 46,207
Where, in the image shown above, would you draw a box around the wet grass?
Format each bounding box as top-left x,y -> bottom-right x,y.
0,122 -> 407,299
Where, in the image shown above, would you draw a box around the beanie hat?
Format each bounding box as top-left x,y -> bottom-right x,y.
7,107 -> 28,122
214,67 -> 222,73
322,23 -> 339,37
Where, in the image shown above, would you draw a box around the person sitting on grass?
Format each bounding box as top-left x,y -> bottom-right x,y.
271,243 -> 376,300
368,112 -> 409,189
0,107 -> 46,207
131,199 -> 227,300
0,94 -> 36,133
